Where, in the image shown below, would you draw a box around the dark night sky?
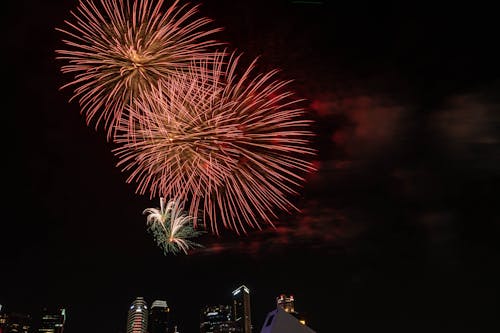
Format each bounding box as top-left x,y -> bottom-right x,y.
2,1 -> 500,332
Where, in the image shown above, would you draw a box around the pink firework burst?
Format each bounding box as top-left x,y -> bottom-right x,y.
113,52 -> 317,235
55,0 -> 224,140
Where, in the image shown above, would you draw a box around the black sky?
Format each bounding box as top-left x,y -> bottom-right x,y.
2,1 -> 500,333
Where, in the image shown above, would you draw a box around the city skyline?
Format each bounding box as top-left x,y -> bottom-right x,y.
3,0 -> 499,332
1,286 -> 311,333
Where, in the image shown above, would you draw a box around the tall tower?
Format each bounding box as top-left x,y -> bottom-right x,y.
149,300 -> 170,333
38,308 -> 65,333
232,285 -> 251,333
126,297 -> 148,333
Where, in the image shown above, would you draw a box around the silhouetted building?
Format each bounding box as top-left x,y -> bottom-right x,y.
200,305 -> 236,333
38,308 -> 65,333
259,307 -> 315,333
232,285 -> 251,333
126,297 -> 148,333
149,300 -> 170,333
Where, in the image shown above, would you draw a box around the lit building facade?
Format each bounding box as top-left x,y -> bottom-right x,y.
149,300 -> 170,333
276,295 -> 295,314
276,294 -> 305,325
232,285 -> 251,333
38,308 -> 65,333
127,297 -> 148,333
200,305 -> 236,333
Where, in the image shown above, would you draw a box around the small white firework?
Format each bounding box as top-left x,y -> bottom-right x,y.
144,198 -> 205,255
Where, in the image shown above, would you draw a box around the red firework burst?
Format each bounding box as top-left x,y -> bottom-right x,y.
113,52 -> 317,235
56,0 -> 224,140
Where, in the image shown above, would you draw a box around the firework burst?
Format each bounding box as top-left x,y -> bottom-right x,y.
114,51 -> 317,235
144,197 -> 205,255
56,0 -> 223,140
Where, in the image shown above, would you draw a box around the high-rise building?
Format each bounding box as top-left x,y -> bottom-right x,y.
126,297 -> 148,333
232,285 -> 251,333
149,300 -> 170,333
276,294 -> 306,325
276,295 -> 295,314
200,305 -> 236,333
38,308 -> 65,333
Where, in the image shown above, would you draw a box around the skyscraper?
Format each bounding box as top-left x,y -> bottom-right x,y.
38,308 -> 65,333
149,300 -> 170,333
126,297 -> 148,333
200,304 -> 236,333
232,285 -> 251,333
276,294 -> 305,325
276,295 -> 295,314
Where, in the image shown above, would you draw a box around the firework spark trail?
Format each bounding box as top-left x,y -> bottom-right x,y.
144,197 -> 205,255
56,0 -> 224,140
114,51 -> 317,235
